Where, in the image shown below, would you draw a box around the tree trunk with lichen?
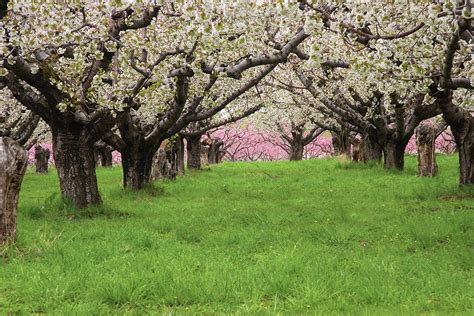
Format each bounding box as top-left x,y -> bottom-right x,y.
451,118 -> 474,184
186,135 -> 202,170
416,124 -> 438,177
382,141 -> 406,170
331,131 -> 351,157
52,127 -> 102,207
289,141 -> 304,161
34,145 -> 50,174
0,137 -> 28,244
176,135 -> 185,175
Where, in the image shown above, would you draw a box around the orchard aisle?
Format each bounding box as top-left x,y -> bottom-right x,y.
1,156 -> 472,314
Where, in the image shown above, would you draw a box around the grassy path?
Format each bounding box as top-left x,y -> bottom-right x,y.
1,155 -> 473,314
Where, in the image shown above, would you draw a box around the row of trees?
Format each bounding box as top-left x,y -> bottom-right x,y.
1,0 -> 473,244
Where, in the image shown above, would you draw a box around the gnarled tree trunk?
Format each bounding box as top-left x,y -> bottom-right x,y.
416,123 -> 438,177
34,145 -> 50,174
208,139 -> 224,164
352,138 -> 362,162
151,148 -> 170,180
361,134 -> 382,162
331,131 -> 351,157
383,141 -> 406,170
289,141 -> 304,161
94,142 -> 113,167
217,148 -> 225,163
438,92 -> 474,185
52,127 -> 102,208
176,135 -> 185,175
186,135 -> 202,170
452,117 -> 474,184
201,145 -> 210,167
1,137 -> 28,244
121,148 -> 155,190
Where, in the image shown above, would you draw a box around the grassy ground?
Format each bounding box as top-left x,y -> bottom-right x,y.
0,155 -> 473,315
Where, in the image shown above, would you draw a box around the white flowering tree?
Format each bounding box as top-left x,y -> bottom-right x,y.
1,1 -> 164,207
297,0 -> 473,179
94,1 -> 310,187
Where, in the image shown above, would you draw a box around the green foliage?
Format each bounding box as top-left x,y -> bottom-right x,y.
1,156 -> 473,314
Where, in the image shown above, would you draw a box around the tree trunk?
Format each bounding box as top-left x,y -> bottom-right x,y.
331,131 -> 351,157
186,135 -> 202,170
176,136 -> 185,175
360,134 -> 382,162
52,127 -> 102,208
416,124 -> 438,177
201,145 -> 210,167
352,138 -> 362,162
121,149 -> 155,189
452,118 -> 474,184
217,148 -> 225,163
208,139 -> 223,164
0,138 -> 28,244
383,141 -> 406,170
151,148 -> 168,180
289,141 -> 304,161
34,145 -> 50,174
94,142 -> 113,167
438,93 -> 474,185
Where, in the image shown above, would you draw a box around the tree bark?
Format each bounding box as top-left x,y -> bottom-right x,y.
360,133 -> 382,162
352,138 -> 362,162
151,148 -> 169,180
382,141 -> 406,170
0,137 -> 28,244
208,139 -> 224,164
289,141 -> 304,161
437,92 -> 474,184
217,148 -> 225,163
52,127 -> 102,208
121,148 -> 155,189
201,145 -> 210,167
416,124 -> 438,177
94,142 -> 113,167
176,135 -> 185,175
451,118 -> 474,184
186,135 -> 202,170
331,131 -> 351,157
34,145 -> 50,174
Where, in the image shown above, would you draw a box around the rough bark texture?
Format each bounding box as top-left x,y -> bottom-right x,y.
94,142 -> 113,167
437,92 -> 474,184
208,138 -> 224,164
201,145 -> 210,167
416,124 -> 438,177
186,135 -> 202,170
383,142 -> 406,170
217,148 -> 225,163
151,148 -> 174,180
289,141 -> 304,161
151,142 -> 177,181
176,136 -> 185,175
352,138 -> 362,162
52,128 -> 102,208
121,149 -> 155,190
353,134 -> 382,163
0,137 -> 28,244
361,134 -> 383,162
455,120 -> 474,184
34,145 -> 50,174
331,131 -> 351,157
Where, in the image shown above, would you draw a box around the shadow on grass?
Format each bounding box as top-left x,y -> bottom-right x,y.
24,193 -> 130,220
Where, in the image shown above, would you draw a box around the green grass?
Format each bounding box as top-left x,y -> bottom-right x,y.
1,155 -> 473,314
